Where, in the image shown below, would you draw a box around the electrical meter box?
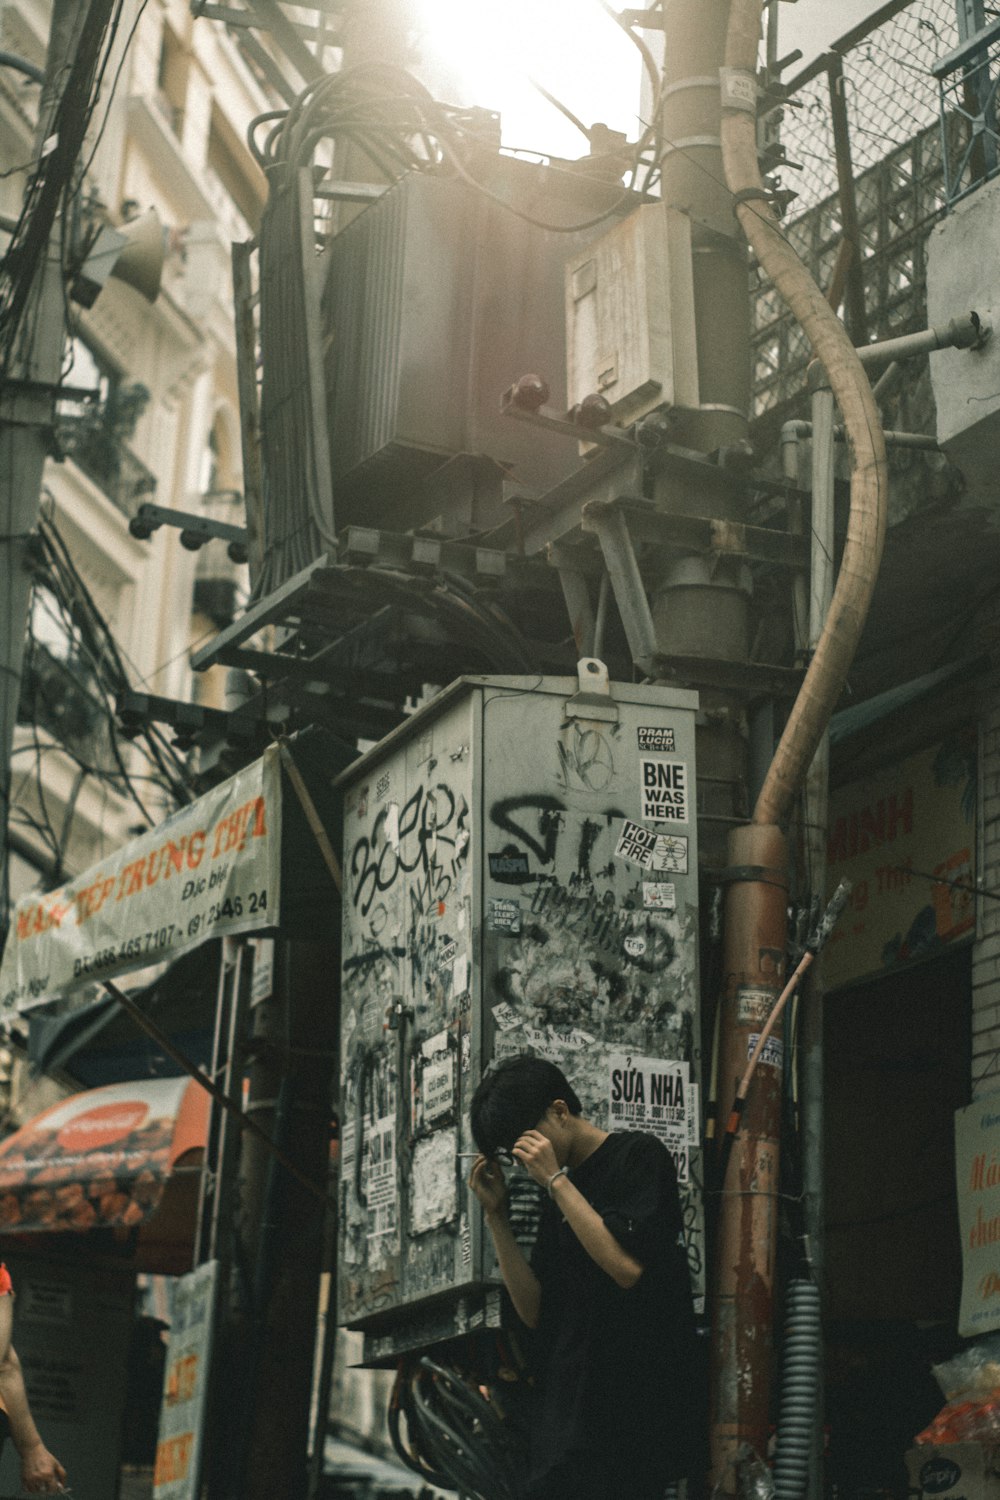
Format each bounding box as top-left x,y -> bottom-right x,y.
565,203 -> 700,426
338,668 -> 702,1359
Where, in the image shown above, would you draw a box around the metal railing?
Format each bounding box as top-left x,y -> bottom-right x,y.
57,413 -> 157,519
752,0 -> 961,419
934,17 -> 1000,203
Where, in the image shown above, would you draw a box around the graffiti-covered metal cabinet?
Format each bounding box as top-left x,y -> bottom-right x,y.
338,669 -> 701,1352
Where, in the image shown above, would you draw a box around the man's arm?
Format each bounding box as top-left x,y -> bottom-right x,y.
0,1343 -> 67,1494
513,1131 -> 644,1291
469,1157 -> 542,1328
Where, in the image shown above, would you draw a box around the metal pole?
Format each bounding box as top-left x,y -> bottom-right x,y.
827,54 -> 868,345
800,372 -> 836,1500
0,0 -> 115,925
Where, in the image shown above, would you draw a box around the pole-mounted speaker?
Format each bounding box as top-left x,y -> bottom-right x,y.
70,208 -> 166,309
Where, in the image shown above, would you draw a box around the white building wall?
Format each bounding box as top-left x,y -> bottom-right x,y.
1,0 -> 273,886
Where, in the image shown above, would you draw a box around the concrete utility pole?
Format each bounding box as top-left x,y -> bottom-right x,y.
656,3 -> 789,1489
0,0 -> 116,917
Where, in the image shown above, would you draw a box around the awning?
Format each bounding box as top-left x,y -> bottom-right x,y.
26,941 -> 220,1087
0,1078 -> 209,1272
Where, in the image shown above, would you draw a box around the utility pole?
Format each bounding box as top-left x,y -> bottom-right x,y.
0,0 -> 116,920
656,3 -> 790,1489
210,937 -> 337,1500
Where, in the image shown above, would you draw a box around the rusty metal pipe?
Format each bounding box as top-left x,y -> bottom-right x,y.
710,822 -> 789,1487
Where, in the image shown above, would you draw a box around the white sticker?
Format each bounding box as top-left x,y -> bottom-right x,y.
250,937 -> 274,1005
453,954 -> 469,996
384,801 -> 400,849
642,882 -> 676,910
624,935 -> 647,957
687,1082 -> 700,1145
491,1001 -> 521,1033
639,757 -> 689,825
748,1033 -> 783,1070
737,987 -> 774,1025
461,1030 -> 471,1073
615,821 -> 689,875
651,834 -> 688,874
488,897 -> 522,933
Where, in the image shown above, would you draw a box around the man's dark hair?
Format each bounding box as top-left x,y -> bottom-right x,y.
469,1055 -> 583,1158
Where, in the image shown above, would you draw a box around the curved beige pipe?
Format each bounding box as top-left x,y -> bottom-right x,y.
721,0 -> 888,827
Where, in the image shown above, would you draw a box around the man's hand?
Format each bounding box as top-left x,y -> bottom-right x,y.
20,1439 -> 66,1493
512,1129 -> 560,1187
468,1155 -> 508,1218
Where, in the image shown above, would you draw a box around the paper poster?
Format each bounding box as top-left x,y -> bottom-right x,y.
419,1031 -> 455,1127
956,1093 -> 1000,1336
608,1052 -> 690,1183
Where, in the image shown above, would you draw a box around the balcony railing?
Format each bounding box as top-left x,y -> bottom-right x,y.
934,18 -> 1000,205
56,413 -> 157,519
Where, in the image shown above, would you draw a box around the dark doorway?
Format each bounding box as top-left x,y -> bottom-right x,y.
823,946 -> 972,1497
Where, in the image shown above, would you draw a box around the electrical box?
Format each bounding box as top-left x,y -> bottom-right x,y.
565,203 -> 699,425
337,668 -> 702,1360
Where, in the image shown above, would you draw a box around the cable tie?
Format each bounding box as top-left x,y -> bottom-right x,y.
732,186 -> 774,216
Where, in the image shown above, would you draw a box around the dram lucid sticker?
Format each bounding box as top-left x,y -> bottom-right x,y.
637,726 -> 676,752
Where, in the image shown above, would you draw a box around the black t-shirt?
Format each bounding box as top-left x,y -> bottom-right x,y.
527,1131 -> 697,1491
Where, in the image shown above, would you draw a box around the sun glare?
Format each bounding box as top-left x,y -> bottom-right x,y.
411,0 -> 643,158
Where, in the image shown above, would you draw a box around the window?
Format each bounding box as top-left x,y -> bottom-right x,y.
156,24 -> 189,137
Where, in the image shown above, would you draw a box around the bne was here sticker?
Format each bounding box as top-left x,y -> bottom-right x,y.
639,757 -> 689,824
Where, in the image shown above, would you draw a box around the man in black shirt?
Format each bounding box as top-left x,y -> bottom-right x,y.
469,1056 -> 696,1500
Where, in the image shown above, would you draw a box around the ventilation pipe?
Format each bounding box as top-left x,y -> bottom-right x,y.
708,0 -> 889,1490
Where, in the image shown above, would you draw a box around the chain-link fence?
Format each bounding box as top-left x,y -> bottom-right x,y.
752,0 -> 962,420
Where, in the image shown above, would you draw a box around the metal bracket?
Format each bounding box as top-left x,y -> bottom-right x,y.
129,501 -> 248,559
584,505 -> 659,676
563,658 -> 619,723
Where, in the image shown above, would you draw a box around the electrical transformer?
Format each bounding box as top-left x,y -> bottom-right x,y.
338,667 -> 702,1360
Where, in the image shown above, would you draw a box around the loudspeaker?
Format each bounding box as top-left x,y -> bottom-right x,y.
71,208 -> 166,309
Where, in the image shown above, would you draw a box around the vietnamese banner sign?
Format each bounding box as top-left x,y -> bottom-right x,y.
0,748 -> 282,1014
824,733 -> 976,990
154,1259 -> 218,1500
956,1093 -> 1000,1337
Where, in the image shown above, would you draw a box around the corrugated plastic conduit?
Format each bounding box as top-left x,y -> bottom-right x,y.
720,0 -> 888,831
773,1279 -> 823,1500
